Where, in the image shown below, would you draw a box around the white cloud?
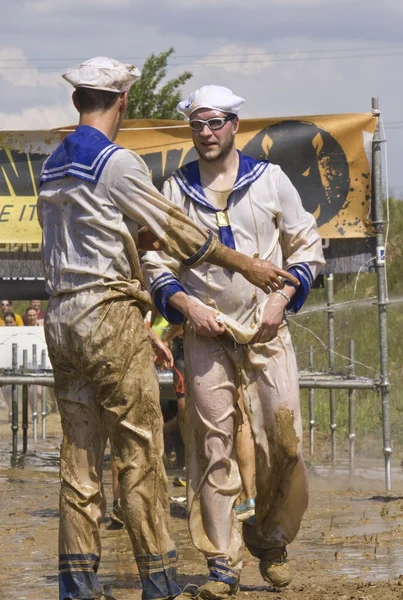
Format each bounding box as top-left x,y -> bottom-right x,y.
0,102 -> 76,130
0,46 -> 66,89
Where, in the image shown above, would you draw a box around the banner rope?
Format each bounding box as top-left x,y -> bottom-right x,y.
288,319 -> 378,373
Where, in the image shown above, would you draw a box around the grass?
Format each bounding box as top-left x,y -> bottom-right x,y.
293,198 -> 403,459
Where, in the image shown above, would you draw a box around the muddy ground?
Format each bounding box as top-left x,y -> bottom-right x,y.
2,409 -> 403,599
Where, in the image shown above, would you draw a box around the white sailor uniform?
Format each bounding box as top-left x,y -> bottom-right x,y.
142,151 -> 325,583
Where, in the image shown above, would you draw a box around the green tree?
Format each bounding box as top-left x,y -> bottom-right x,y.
126,47 -> 192,120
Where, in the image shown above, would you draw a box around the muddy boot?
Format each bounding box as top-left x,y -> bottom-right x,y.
197,557 -> 240,600
198,579 -> 239,600
259,547 -> 291,588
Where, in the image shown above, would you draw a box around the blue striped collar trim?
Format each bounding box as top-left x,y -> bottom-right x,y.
40,125 -> 122,184
173,151 -> 269,211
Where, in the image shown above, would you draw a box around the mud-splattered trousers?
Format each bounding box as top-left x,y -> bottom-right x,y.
142,155 -> 325,584
46,288 -> 181,600
182,323 -> 307,584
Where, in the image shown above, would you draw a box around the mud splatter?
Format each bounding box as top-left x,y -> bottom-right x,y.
275,407 -> 300,459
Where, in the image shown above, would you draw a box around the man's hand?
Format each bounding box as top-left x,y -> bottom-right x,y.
149,331 -> 174,368
252,288 -> 294,343
245,258 -> 299,293
167,292 -> 225,338
138,227 -> 161,251
207,243 -> 299,294
187,303 -> 225,338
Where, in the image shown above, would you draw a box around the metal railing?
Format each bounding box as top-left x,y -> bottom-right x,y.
1,341 -> 380,476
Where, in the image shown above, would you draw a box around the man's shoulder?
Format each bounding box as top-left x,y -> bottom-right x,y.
108,146 -> 138,164
240,154 -> 282,178
107,147 -> 148,173
239,152 -> 279,172
240,152 -> 268,164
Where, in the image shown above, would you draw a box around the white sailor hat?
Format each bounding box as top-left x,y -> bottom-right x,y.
63,57 -> 141,93
177,85 -> 245,118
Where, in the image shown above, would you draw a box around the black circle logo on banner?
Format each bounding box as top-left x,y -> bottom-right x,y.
242,120 -> 350,226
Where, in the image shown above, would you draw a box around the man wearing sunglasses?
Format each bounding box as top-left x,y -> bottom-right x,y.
143,85 -> 325,598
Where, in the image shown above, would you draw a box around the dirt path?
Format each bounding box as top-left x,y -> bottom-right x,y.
2,409 -> 403,599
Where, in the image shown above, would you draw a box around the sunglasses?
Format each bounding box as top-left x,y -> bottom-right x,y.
189,114 -> 236,131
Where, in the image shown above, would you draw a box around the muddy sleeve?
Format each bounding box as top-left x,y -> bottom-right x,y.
141,178 -> 191,325
108,149 -> 217,265
275,166 -> 326,313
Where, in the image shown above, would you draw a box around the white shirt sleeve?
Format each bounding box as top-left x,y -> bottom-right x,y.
108,149 -> 216,264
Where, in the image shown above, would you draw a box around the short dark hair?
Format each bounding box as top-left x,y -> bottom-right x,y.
75,87 -> 121,114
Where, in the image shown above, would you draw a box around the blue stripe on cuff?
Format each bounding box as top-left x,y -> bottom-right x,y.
151,272 -> 180,294
59,553 -> 102,600
153,282 -> 187,325
295,262 -> 314,285
136,550 -> 181,600
286,266 -> 312,313
207,557 -> 239,586
182,231 -> 214,267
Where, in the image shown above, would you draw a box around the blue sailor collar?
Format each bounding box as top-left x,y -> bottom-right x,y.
173,150 -> 269,211
40,125 -> 122,185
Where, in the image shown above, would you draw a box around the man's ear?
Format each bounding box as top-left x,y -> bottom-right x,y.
72,90 -> 80,113
120,92 -> 128,114
232,116 -> 240,134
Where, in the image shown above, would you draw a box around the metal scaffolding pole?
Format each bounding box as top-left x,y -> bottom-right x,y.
11,344 -> 19,461
0,374 -> 376,390
33,345 -> 39,443
348,340 -> 356,478
308,345 -> 315,456
372,97 -> 392,492
22,350 -> 29,454
327,274 -> 337,464
41,384 -> 47,440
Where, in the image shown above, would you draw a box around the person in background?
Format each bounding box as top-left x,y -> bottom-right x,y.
24,307 -> 41,326
234,392 -> 256,522
0,301 -> 23,326
23,300 -> 45,325
3,312 -> 17,326
162,323 -> 186,478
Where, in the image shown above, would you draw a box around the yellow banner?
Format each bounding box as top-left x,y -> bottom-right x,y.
0,113 -> 377,244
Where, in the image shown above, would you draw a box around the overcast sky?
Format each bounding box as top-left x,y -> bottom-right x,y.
1,0 -> 402,192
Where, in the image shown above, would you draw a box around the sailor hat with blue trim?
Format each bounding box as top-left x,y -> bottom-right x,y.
63,57 -> 141,93
177,85 -> 245,118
